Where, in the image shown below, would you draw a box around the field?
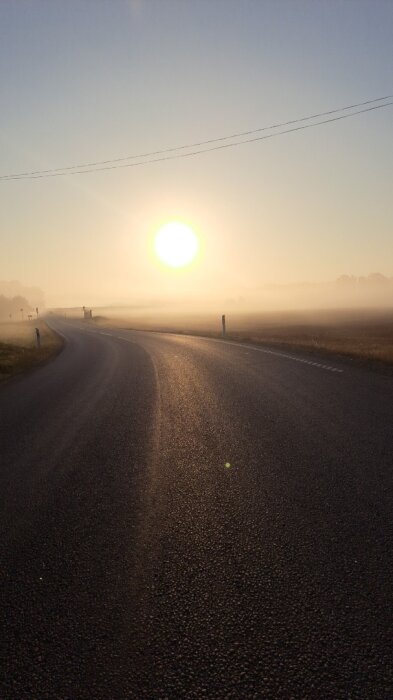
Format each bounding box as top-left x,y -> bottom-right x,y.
0,320 -> 63,382
83,307 -> 393,375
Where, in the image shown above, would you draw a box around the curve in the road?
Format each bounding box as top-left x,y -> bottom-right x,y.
1,318 -> 392,699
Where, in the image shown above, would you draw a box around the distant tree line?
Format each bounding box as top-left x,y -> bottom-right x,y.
336,273 -> 393,287
0,294 -> 31,320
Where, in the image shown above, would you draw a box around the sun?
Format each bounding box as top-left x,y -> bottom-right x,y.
154,222 -> 199,268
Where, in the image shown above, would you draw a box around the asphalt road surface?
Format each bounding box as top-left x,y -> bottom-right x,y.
1,319 -> 392,699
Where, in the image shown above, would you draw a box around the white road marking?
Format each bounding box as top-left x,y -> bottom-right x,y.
216,339 -> 344,373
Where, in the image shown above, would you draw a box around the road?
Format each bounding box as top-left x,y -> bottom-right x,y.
1,318 -> 392,699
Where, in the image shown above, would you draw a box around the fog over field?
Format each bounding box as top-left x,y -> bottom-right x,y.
51,272 -> 393,320
1,272 -> 393,327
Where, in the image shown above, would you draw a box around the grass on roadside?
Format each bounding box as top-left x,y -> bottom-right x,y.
224,327 -> 393,374
0,320 -> 63,383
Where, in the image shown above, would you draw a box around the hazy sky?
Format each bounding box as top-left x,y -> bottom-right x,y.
1,0 -> 392,309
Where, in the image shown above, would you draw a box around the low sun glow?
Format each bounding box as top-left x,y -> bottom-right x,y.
154,222 -> 199,268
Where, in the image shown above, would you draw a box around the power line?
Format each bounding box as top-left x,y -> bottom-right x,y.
1,97 -> 392,181
1,93 -> 392,180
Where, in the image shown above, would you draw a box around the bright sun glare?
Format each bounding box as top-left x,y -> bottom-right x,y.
155,222 -> 199,268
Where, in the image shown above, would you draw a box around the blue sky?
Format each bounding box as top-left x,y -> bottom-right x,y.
1,0 -> 392,308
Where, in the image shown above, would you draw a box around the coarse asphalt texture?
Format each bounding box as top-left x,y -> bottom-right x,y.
1,318 -> 392,699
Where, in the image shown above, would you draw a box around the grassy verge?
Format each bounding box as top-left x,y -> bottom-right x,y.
0,320 -> 64,383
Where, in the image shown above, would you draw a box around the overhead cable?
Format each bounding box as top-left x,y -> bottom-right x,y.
1,96 -> 392,181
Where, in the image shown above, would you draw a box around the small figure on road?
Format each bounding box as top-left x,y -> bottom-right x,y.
35,327 -> 41,349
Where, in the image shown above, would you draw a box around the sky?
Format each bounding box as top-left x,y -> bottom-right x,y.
0,0 -> 392,310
